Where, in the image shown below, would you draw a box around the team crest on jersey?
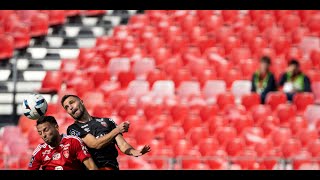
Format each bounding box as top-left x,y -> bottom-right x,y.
101,121 -> 107,127
44,155 -> 50,161
69,129 -> 81,137
63,150 -> 69,158
55,166 -> 63,170
52,153 -> 61,160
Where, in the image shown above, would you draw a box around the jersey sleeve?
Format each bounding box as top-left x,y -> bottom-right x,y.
67,124 -> 88,138
106,118 -> 117,130
71,137 -> 92,163
28,145 -> 43,170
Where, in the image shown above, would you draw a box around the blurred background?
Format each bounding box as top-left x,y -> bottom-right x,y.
0,10 -> 319,170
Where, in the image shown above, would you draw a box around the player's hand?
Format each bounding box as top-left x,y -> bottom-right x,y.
131,145 -> 151,157
117,121 -> 130,133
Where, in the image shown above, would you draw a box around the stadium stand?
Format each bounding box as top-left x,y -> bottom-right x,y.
0,10 -> 320,170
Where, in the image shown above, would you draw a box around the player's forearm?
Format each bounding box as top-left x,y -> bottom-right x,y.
120,143 -> 135,156
95,128 -> 120,149
83,158 -> 98,170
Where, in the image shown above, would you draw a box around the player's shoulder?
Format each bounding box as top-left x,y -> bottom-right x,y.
62,134 -> 83,143
32,143 -> 48,156
93,116 -> 114,123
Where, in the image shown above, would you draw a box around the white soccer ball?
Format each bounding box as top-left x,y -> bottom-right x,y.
22,94 -> 48,120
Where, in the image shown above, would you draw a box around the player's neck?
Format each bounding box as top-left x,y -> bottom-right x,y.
50,134 -> 62,148
78,111 -> 92,123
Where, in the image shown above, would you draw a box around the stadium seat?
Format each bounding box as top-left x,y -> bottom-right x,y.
177,81 -> 201,100
292,150 -> 313,170
29,13 -> 49,37
146,69 -> 167,87
261,148 -> 282,170
231,114 -> 254,135
187,57 -> 209,77
286,46 -> 303,61
187,127 -> 209,146
46,103 -> 59,116
311,82 -> 320,103
239,59 -> 259,80
9,22 -> 31,49
254,138 -> 273,157
293,92 -> 315,114
45,10 -> 66,26
280,14 -> 301,33
164,126 -> 185,146
231,80 -> 252,103
221,10 -> 239,24
180,149 -> 202,169
0,34 -> 14,60
173,139 -> 192,157
304,104 -> 320,123
272,35 -> 291,55
143,103 -> 163,121
310,49 -> 320,68
233,149 -> 258,170
281,138 -> 302,159
133,58 -> 155,80
198,137 -> 219,156
215,126 -> 237,146
240,25 -> 259,46
216,93 -> 235,110
271,127 -> 292,147
172,68 -> 192,88
215,26 -> 233,44
182,113 -> 202,134
205,149 -> 229,170
289,116 -> 308,136
275,104 -> 296,126
199,105 -> 219,122
221,69 -> 242,88
203,80 -> 226,104
230,47 -> 252,65
107,57 -> 130,78
223,35 -> 241,55
83,10 -> 106,17
299,129 -> 318,147
306,69 -> 320,83
257,13 -> 275,32
17,115 -> 36,136
38,71 -> 62,94
250,104 -> 273,124
307,139 -> 320,157
307,13 -> 320,35
241,127 -> 265,147
225,137 -> 245,157
81,91 -> 105,109
117,102 -> 137,120
127,80 -> 150,100
273,10 -> 294,22
265,92 -> 288,111
208,116 -> 228,135
135,125 -> 154,146
151,80 -> 175,100
233,14 -> 251,33
248,10 -> 267,24
260,116 -> 280,136
150,114 -> 173,138
241,93 -> 261,111
264,26 -> 285,44
92,103 -> 113,118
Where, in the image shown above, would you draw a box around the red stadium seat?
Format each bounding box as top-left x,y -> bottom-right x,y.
223,35 -> 241,55
280,14 -> 301,33
173,139 -> 192,157
9,22 -> 31,49
215,126 -> 237,146
289,116 -> 308,136
221,10 -> 239,24
272,10 -> 294,22
286,46 -> 303,61
271,127 -> 292,147
146,69 -> 166,87
311,82 -> 320,103
306,69 -> 320,83
310,49 -> 320,69
0,34 -> 14,60
187,127 -> 209,146
182,14 -> 199,33
117,102 -> 137,120
182,113 -> 202,134
187,57 -> 209,77
260,115 -> 280,136
240,25 -> 259,46
135,125 -> 154,146
281,138 -> 302,158
164,126 -> 185,146
234,149 -> 258,170
261,148 -> 282,170
197,68 -> 217,87
264,26 -> 285,44
64,10 -> 81,17
46,103 -> 59,116
205,149 -> 229,170
292,150 -> 313,170
249,36 -> 268,56
241,127 -> 265,147
230,47 -> 252,65
150,114 -> 173,138
208,116 -> 228,135
275,104 -> 296,127
293,92 -> 315,114
291,26 -> 309,45
180,149 -> 202,169
216,92 -> 235,110
272,35 -> 291,55
299,129 -> 318,147
92,103 -> 113,117
257,13 -> 276,32
307,13 -> 320,35
198,137 -> 219,156
298,10 -> 316,24
254,138 -> 273,157
38,71 -> 62,94
45,10 -> 66,26
250,104 -> 273,124
231,114 -> 254,135
199,105 -> 219,122
83,10 -> 106,16
233,14 -> 251,33
307,139 -> 320,157
143,103 -> 163,121
248,10 -> 268,23
29,13 -> 49,37
172,68 -> 192,88
215,26 -> 233,44
17,115 -> 36,136
225,137 -> 245,157
241,93 -> 261,111
265,92 -> 288,111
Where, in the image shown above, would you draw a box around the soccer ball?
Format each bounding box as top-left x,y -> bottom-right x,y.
22,94 -> 48,120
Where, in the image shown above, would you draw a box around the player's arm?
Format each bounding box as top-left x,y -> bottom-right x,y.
72,137 -> 98,170
82,157 -> 98,170
28,147 -> 43,170
115,134 -> 151,157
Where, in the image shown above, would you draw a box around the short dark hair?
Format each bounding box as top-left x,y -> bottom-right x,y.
288,59 -> 300,67
260,56 -> 271,65
37,116 -> 58,126
61,94 -> 80,108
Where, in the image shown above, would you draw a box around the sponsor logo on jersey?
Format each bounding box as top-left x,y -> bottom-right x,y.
84,128 -> 90,132
101,121 -> 107,127
52,153 -> 61,160
44,155 -> 50,161
55,166 -> 63,170
63,150 -> 69,158
96,118 -> 104,122
28,156 -> 35,167
42,150 -> 51,155
81,124 -> 88,128
69,129 -> 81,137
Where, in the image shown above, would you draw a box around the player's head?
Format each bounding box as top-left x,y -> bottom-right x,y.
288,59 -> 300,74
259,56 -> 271,73
36,116 -> 60,146
61,94 -> 87,120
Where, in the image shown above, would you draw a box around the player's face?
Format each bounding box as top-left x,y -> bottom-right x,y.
63,96 -> 85,120
37,122 -> 60,145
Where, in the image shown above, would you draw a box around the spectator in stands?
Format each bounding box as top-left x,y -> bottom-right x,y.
61,94 -> 151,170
251,56 -> 277,104
279,59 -> 312,101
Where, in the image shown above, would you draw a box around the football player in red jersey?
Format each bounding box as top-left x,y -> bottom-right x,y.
28,116 -> 98,170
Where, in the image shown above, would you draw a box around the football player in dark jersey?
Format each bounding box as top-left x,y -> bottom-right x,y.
61,94 -> 151,170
